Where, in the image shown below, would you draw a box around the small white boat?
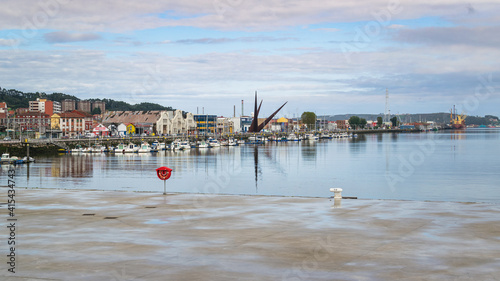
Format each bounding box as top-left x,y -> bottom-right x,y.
22,156 -> 35,163
305,134 -> 319,141
287,134 -> 298,141
93,145 -> 106,153
153,141 -> 166,150
71,145 -> 83,153
228,138 -> 237,146
82,146 -> 93,153
208,138 -> 221,147
0,153 -> 19,163
113,143 -> 126,153
320,133 -> 331,139
175,140 -> 191,150
171,139 -> 180,150
124,143 -> 139,153
237,139 -> 245,145
138,142 -> 152,153
198,140 -> 209,148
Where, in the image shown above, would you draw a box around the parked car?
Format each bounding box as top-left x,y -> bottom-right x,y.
3,137 -> 11,141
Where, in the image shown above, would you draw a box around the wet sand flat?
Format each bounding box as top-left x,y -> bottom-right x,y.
1,188 -> 500,280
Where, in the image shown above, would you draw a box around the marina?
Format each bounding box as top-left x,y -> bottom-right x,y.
4,128 -> 500,204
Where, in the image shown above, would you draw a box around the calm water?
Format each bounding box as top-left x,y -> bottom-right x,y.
3,129 -> 500,203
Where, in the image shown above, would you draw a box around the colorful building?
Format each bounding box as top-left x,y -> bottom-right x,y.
51,112 -> 84,137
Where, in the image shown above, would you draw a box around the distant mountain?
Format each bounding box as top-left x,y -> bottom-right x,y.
0,87 -> 173,112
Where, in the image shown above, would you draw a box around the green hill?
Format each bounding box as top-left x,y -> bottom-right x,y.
0,87 -> 173,112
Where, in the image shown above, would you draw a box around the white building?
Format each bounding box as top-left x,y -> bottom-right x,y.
156,109 -> 196,135
117,123 -> 127,136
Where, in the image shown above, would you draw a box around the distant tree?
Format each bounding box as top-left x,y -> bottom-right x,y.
390,116 -> 398,127
47,92 -> 80,102
348,116 -> 360,129
359,118 -> 367,129
377,116 -> 383,128
301,112 -> 317,130
92,107 -> 102,115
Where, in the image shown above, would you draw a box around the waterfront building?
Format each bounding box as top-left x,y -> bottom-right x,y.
14,111 -> 50,133
193,115 -> 217,134
156,110 -> 196,135
336,120 -> 349,130
229,117 -> 241,132
276,117 -> 289,132
50,112 -> 84,137
117,123 -> 127,136
327,121 -> 338,131
216,117 -> 234,134
92,124 -> 110,137
103,110 -> 165,135
126,123 -> 136,135
72,110 -> 94,132
240,116 -> 252,132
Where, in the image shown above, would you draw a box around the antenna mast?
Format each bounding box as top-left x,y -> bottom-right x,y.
384,88 -> 390,123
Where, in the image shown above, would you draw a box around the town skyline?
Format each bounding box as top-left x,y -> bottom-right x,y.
2,86 -> 498,120
1,1 -> 499,117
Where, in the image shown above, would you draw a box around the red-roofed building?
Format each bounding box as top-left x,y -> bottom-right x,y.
14,111 -> 50,132
51,112 -> 84,137
0,102 -> 7,113
72,110 -> 93,132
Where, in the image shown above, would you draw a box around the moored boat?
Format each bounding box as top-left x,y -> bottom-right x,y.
0,153 -> 19,163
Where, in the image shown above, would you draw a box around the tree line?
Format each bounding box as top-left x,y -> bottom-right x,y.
0,87 -> 173,112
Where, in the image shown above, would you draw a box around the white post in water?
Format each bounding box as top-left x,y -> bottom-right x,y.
330,188 -> 342,208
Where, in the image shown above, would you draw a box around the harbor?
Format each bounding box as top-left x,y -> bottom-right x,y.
3,129 -> 500,204
1,188 -> 499,280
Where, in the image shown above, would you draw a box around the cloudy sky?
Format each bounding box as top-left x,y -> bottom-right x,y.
0,0 -> 498,117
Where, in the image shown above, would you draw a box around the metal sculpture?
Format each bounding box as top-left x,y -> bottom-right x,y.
248,92 -> 287,133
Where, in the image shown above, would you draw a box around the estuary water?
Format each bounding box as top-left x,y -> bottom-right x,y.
3,129 -> 500,203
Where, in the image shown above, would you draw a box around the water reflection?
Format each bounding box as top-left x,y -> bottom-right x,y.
44,155 -> 93,178
254,146 -> 259,192
301,141 -> 317,161
3,129 -> 499,203
450,130 -> 467,140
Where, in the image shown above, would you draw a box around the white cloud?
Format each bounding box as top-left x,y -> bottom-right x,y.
311,28 -> 340,32
0,0 -> 497,32
387,24 -> 406,29
0,38 -> 19,46
44,31 -> 102,43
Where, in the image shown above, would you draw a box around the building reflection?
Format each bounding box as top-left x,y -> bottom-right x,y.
301,141 -> 317,161
52,155 -> 93,178
450,130 -> 467,140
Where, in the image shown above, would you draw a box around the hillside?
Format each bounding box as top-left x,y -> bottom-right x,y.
0,87 -> 173,112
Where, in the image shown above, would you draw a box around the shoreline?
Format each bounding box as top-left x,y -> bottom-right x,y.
5,186 -> 499,205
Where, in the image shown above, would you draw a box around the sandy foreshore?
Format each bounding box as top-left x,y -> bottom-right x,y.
1,188 -> 500,280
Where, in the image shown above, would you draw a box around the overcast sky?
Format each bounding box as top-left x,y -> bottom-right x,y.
1,0 -> 498,118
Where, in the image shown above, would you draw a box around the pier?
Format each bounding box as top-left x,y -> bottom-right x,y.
2,188 -> 499,280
